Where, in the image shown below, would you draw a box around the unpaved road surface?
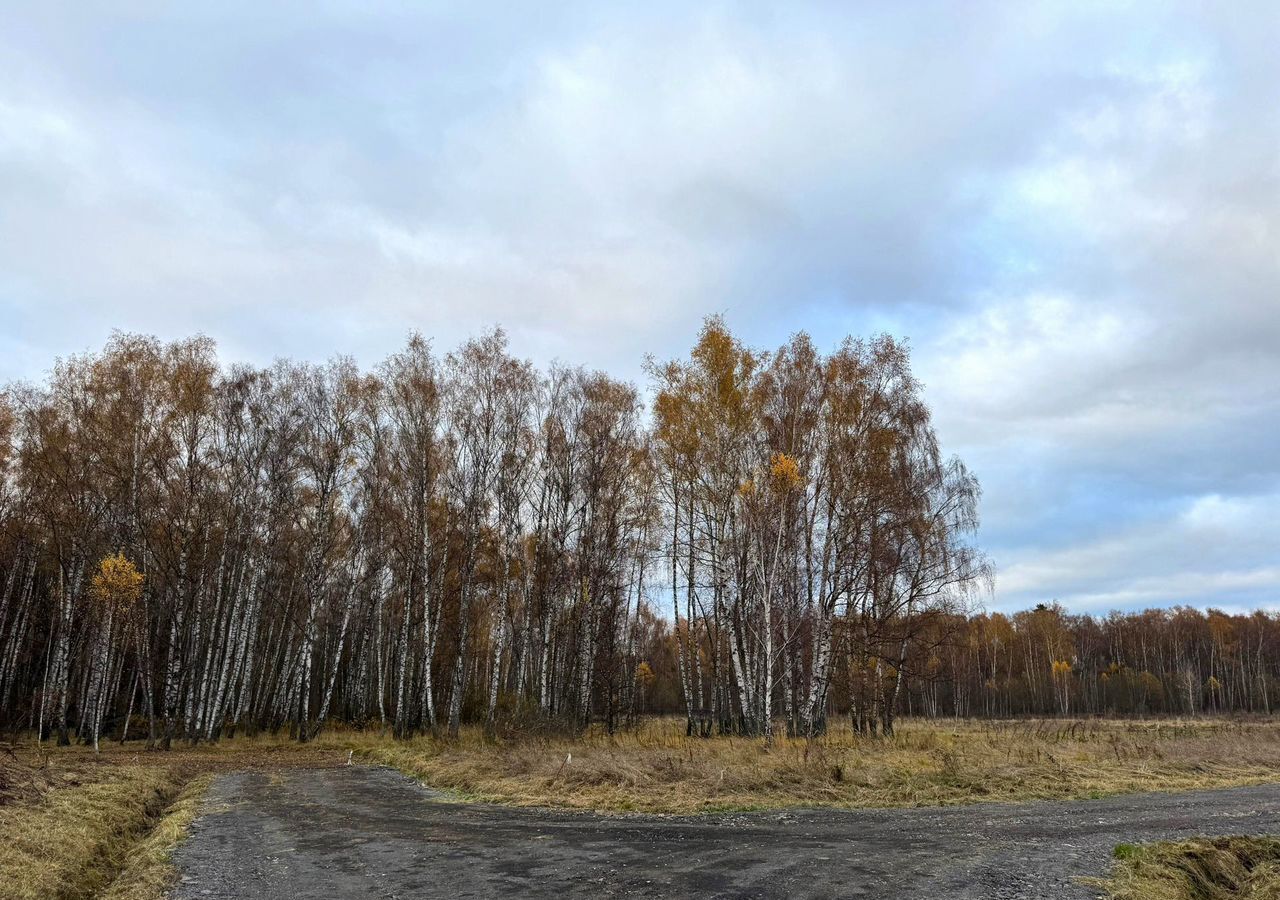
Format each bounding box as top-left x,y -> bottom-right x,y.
172,767 -> 1280,899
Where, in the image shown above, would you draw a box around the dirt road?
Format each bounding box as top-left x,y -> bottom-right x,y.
171,767 -> 1280,899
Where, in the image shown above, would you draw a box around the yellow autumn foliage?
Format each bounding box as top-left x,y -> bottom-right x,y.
90,553 -> 144,612
769,452 -> 803,493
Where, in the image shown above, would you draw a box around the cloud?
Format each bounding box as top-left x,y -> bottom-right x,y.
0,2 -> 1277,614
996,491 -> 1280,612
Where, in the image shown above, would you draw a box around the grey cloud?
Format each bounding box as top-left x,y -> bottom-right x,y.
1,2 -> 1277,614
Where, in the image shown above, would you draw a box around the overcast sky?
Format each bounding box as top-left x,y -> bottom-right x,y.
2,2 -> 1277,615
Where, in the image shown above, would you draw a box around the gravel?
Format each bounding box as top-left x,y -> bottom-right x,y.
171,766 -> 1280,899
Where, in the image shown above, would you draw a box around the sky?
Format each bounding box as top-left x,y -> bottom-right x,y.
2,2 -> 1278,615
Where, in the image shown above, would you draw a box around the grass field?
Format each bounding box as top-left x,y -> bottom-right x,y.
5,716 -> 1280,897
350,716 -> 1280,813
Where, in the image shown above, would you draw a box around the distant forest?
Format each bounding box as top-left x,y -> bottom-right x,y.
0,320 -> 1263,749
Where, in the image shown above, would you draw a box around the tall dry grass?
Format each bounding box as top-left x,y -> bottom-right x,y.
326,716 -> 1280,813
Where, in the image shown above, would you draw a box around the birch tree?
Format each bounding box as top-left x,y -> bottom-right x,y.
0,320 -> 1003,743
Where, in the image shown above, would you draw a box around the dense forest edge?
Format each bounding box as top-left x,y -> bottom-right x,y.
0,318 -> 1272,751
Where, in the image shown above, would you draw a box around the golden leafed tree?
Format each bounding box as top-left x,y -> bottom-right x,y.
90,552 -> 144,612
83,553 -> 143,750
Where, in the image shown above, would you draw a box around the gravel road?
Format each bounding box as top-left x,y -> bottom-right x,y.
170,766 -> 1280,899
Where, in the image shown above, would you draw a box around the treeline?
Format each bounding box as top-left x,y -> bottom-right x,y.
592,604 -> 1280,725
1,321 -> 1269,747
900,604 -> 1280,719
0,317 -> 990,747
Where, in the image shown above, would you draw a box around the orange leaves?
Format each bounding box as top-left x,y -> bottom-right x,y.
1051,659 -> 1073,679
734,453 -> 802,506
635,661 -> 656,688
769,452 -> 803,494
650,316 -> 764,471
690,316 -> 758,413
89,552 -> 144,612
652,388 -> 701,457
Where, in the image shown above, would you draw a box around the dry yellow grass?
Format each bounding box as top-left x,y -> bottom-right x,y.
99,774 -> 213,900
325,717 -> 1280,813
0,741 -> 341,900
1101,837 -> 1280,899
0,762 -> 185,900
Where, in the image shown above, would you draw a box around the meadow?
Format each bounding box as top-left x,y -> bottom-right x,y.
350,715 -> 1280,813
